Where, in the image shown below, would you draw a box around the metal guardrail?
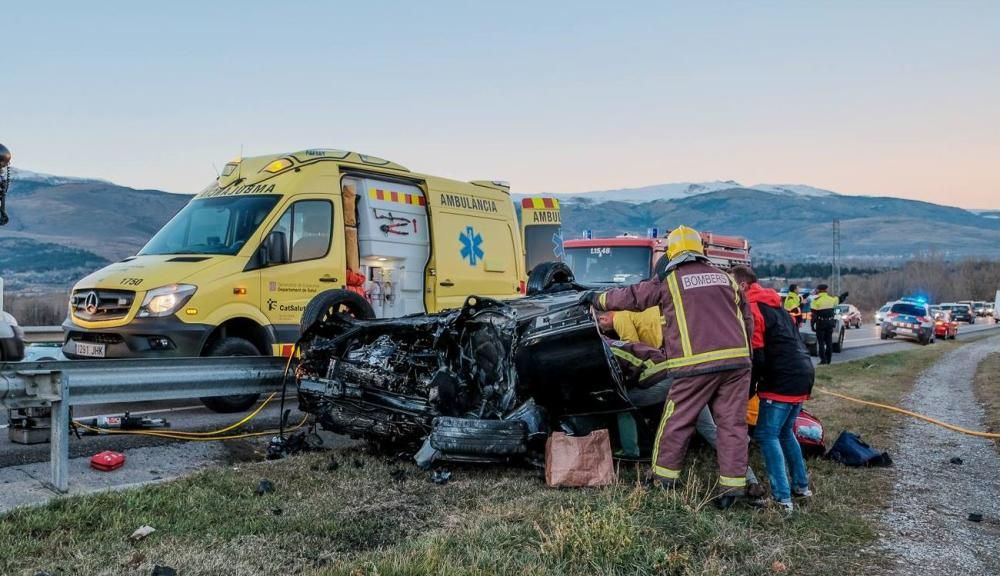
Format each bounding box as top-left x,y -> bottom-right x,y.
0,356 -> 288,492
21,326 -> 64,344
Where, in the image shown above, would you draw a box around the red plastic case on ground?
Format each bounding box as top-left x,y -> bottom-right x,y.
90,451 -> 126,471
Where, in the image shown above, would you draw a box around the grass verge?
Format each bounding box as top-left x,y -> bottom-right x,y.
973,352 -> 1000,454
0,344 -> 957,576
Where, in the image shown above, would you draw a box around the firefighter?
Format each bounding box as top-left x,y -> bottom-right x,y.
595,308 -> 763,494
809,284 -> 839,365
581,225 -> 753,508
784,284 -> 802,327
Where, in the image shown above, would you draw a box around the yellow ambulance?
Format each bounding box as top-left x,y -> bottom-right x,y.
62,149 -> 559,411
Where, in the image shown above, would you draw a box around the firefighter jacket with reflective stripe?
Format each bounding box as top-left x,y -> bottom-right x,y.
597,260 -> 753,377
612,308 -> 664,349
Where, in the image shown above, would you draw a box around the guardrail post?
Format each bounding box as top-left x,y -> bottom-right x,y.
47,377 -> 69,493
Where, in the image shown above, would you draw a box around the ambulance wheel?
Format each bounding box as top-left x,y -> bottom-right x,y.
200,337 -> 262,413
300,289 -> 375,335
526,261 -> 575,295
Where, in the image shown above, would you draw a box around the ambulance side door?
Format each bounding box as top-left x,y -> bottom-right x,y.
258,195 -> 344,342
429,191 -> 520,310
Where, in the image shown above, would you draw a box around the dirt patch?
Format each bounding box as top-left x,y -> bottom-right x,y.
972,352 -> 1000,454
880,335 -> 1000,575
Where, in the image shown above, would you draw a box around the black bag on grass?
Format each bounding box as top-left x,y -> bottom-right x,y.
827,431 -> 892,467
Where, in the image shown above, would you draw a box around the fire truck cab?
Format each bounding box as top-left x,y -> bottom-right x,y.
562,230 -> 751,286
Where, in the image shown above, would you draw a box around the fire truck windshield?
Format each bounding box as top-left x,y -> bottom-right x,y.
563,246 -> 652,285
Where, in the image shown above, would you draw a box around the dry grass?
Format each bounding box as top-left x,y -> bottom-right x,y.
0,344 -> 957,576
973,352 -> 1000,454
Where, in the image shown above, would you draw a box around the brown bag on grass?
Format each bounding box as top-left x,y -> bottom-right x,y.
545,429 -> 615,487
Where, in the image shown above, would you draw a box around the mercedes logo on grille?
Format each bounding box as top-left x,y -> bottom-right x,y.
84,291 -> 100,314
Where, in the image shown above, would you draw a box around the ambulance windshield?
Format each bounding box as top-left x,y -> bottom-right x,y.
140,195 -> 280,256
563,246 -> 652,285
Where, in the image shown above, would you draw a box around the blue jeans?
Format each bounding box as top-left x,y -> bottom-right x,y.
753,399 -> 809,503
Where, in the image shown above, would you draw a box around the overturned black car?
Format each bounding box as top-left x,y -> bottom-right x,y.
295,288 -> 641,466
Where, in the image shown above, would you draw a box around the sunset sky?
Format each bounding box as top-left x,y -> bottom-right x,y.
6,1 -> 999,208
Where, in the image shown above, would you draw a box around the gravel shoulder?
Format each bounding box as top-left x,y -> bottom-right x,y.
881,335 -> 1000,575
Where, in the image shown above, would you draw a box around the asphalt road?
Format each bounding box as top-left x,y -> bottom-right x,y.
2,321 -> 998,470
828,318 -> 1000,363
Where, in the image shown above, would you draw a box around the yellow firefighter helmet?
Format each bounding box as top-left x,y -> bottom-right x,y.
666,225 -> 704,260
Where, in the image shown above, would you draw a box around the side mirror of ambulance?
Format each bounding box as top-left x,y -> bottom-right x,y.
263,231 -> 288,266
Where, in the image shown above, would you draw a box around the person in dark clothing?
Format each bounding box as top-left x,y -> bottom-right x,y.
810,284 -> 840,365
732,266 -> 815,512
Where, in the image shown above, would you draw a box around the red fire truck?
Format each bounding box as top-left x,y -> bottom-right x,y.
562,230 -> 750,286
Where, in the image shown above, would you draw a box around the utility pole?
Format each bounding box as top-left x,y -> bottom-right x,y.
832,219 -> 842,295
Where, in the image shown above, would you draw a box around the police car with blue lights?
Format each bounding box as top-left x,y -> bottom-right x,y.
880,297 -> 936,345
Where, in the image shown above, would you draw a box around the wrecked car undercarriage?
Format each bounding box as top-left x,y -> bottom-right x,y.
296,291 -> 635,465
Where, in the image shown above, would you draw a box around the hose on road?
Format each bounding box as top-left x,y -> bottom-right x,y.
70,349 -> 309,441
814,387 -> 1000,439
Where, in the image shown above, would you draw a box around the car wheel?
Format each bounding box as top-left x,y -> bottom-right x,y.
199,337 -> 263,413
300,289 -> 376,336
832,329 -> 844,353
526,261 -> 576,296
807,342 -> 818,356
430,417 -> 528,456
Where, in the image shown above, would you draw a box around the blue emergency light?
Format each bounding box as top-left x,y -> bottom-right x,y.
583,229 -> 593,239
647,227 -> 658,239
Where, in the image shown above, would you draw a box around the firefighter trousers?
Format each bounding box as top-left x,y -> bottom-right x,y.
651,368 -> 750,490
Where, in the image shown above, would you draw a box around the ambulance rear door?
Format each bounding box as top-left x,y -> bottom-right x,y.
520,197 -> 563,274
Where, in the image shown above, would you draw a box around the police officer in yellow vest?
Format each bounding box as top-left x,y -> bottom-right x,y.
809,284 -> 840,365
784,284 -> 803,327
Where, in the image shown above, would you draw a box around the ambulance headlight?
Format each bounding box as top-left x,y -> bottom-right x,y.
138,285 -> 198,318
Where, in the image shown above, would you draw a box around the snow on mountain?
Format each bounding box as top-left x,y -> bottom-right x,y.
9,167 -> 110,186
519,180 -> 840,204
748,183 -> 840,197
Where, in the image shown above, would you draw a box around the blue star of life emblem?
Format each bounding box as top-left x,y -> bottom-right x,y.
459,225 -> 484,266
552,230 -> 565,258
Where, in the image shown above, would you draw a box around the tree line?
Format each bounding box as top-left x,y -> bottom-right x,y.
757,257 -> 1000,313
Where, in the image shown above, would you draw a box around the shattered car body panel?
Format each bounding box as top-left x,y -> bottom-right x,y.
296,291 -> 630,462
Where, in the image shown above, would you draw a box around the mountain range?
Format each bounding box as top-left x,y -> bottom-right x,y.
1,168 -> 998,291
517,180 -> 839,204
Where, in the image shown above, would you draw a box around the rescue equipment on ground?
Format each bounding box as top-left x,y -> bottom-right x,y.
815,387 -> 1000,439
75,412 -> 170,434
827,431 -> 892,467
71,351 -> 310,442
794,409 -> 826,457
90,450 -> 126,471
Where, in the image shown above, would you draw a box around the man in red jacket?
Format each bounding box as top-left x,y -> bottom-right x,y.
581,226 -> 753,507
731,265 -> 814,512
